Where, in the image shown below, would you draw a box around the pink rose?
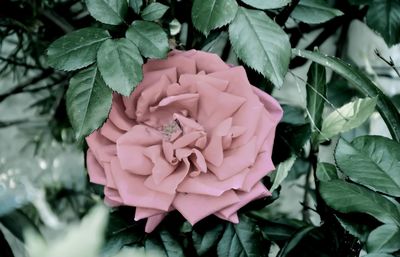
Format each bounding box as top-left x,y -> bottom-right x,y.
86,50 -> 283,232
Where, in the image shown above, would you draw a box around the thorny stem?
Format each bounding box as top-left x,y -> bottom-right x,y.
374,49 -> 400,78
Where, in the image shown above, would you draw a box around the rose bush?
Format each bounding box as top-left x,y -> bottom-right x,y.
86,50 -> 282,232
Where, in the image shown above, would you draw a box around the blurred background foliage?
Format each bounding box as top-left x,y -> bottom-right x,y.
0,0 -> 400,257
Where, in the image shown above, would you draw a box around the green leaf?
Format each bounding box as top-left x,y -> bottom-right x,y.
366,0 -> 400,46
192,0 -> 238,36
66,65 -> 112,140
281,105 -> 307,125
306,62 -> 326,142
277,226 -> 315,257
315,162 -> 338,182
336,215 -> 372,242
217,215 -> 264,257
291,0 -> 344,24
159,230 -> 184,257
319,180 -> 400,226
85,0 -> 127,25
363,254 -> 395,257
25,205 -> 108,257
47,28 -> 110,71
335,136 -> 400,197
241,0 -> 290,9
126,21 -> 169,59
192,224 -> 224,256
292,49 -> 400,142
201,32 -> 229,56
141,3 -> 169,21
129,0 -> 143,14
367,224 -> 400,253
229,7 -> 290,88
270,155 -> 297,192
319,97 -> 377,141
97,39 -> 143,96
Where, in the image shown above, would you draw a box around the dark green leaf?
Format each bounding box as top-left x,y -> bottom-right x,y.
229,7 -> 290,88
278,226 -> 314,257
316,162 -> 338,182
336,214 -> 374,242
192,224 -> 224,256
66,65 -> 112,139
101,211 -> 143,256
327,77 -> 361,107
306,62 -> 326,142
292,49 -> 400,142
129,0 -> 143,14
257,219 -> 307,242
281,105 -> 307,125
320,180 -> 400,226
159,230 -> 184,257
126,21 -> 169,59
366,0 -> 400,46
335,136 -> 400,197
97,39 -> 143,96
319,97 -> 377,141
141,3 -> 169,21
217,215 -> 265,257
367,224 -> 400,253
291,0 -> 344,24
272,122 -> 311,163
47,28 -> 110,71
192,0 -> 238,36
241,0 -> 290,9
85,0 -> 127,25
348,0 -> 371,4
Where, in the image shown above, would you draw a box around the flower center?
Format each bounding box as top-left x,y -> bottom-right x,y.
160,119 -> 182,141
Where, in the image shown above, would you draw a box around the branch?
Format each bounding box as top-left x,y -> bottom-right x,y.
374,49 -> 400,78
0,56 -> 44,70
0,70 -> 54,102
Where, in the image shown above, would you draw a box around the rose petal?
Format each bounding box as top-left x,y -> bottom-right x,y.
143,145 -> 176,183
144,161 -> 189,194
208,137 -> 258,180
173,190 -> 240,225
191,51 -> 230,73
135,207 -> 165,221
86,150 -> 106,185
196,81 -> 246,130
104,187 -> 123,205
145,213 -> 166,233
177,168 -> 249,196
242,152 -> 275,192
86,131 -> 116,163
216,182 -> 270,219
253,86 -> 283,123
110,157 -> 174,211
100,119 -> 124,142
179,74 -> 229,92
109,94 -> 136,131
144,54 -> 197,75
123,68 -> 178,119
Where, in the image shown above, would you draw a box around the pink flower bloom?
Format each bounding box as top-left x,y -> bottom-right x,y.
86,50 -> 283,232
